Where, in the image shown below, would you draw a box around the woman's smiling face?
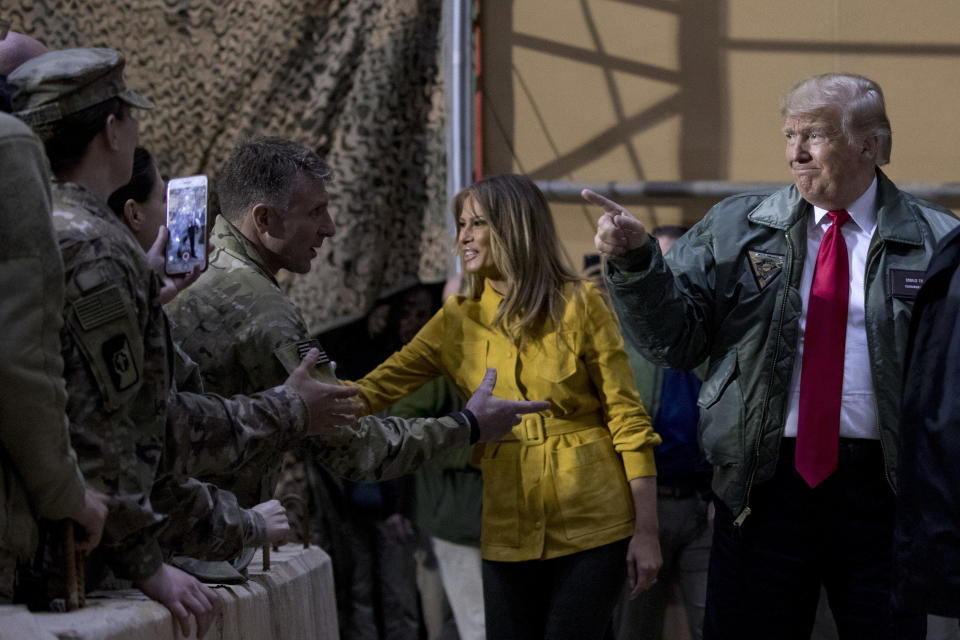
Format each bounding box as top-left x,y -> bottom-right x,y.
457,195 -> 501,281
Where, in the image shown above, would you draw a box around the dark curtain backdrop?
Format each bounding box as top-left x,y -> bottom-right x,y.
6,0 -> 449,333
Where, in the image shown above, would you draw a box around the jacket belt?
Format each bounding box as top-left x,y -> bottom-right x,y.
501,414 -> 599,445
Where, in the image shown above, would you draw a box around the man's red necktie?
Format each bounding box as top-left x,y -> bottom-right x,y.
796,209 -> 851,488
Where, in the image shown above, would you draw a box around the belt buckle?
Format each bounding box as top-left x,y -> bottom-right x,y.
523,414 -> 545,444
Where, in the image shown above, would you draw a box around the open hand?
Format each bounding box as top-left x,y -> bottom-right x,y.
286,348 -> 363,434
465,368 -> 550,442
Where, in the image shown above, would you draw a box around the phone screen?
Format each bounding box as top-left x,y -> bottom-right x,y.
165,175 -> 208,275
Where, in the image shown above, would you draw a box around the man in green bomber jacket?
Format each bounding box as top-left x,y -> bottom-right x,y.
585,72 -> 958,640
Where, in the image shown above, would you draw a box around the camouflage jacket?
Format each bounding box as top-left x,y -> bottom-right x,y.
0,115 -> 85,562
166,216 -> 470,508
52,184 -> 312,580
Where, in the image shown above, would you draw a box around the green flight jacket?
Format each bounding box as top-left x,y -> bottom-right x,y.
0,114 -> 85,562
606,170 -> 959,519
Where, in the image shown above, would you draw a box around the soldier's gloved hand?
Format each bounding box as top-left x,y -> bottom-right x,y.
68,487 -> 109,553
252,499 -> 290,546
465,368 -> 550,442
286,348 -> 363,434
147,226 -> 207,305
137,563 -> 220,638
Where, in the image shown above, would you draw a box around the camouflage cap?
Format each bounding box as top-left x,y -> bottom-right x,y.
8,48 -> 153,130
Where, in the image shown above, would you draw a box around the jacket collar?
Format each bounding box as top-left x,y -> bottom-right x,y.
746,169 -> 924,247
211,215 -> 279,286
923,225 -> 960,284
53,181 -> 117,223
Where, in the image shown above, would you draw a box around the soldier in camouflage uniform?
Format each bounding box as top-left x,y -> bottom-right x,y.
104,147 -> 293,563
165,137 -> 549,634
0,109 -> 108,604
8,49 -> 365,637
167,137 -> 547,504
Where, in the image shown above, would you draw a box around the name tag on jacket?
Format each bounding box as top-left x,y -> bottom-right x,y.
888,269 -> 925,300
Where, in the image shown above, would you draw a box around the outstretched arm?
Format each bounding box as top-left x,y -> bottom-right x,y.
152,473 -> 277,560
465,368 -> 550,442
167,349 -> 362,478
315,368 -> 548,482
584,188 -> 717,370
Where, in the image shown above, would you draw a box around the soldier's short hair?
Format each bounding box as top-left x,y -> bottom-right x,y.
217,137 -> 331,223
42,97 -> 127,173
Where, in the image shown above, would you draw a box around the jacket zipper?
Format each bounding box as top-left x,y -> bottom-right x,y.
734,230 -> 795,527
864,238 -> 895,492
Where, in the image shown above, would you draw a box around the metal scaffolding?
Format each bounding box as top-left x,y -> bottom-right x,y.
536,180 -> 960,207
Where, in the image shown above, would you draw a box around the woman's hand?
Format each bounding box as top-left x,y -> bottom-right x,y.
626,527 -> 662,598
146,226 -> 209,305
626,476 -> 662,598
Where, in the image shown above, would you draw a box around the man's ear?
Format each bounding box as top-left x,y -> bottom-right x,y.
122,198 -> 142,231
860,134 -> 880,162
251,203 -> 276,236
103,112 -> 122,152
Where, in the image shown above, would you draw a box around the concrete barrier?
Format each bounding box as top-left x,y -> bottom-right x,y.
0,544 -> 338,640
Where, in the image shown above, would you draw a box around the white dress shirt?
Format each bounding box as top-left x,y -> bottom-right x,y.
784,177 -> 879,440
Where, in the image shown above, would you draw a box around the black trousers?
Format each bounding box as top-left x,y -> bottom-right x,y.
482,538 -> 629,640
703,438 -> 925,640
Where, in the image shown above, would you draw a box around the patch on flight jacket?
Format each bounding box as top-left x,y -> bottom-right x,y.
888,269 -> 925,300
748,250 -> 784,289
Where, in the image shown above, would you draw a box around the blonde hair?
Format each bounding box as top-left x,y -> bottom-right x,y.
453,174 -> 581,347
781,72 -> 892,165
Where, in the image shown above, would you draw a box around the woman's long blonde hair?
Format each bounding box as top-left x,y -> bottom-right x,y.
454,174 -> 581,347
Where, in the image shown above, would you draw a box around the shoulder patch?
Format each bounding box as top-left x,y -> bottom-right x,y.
74,285 -> 127,330
274,338 -> 337,382
66,281 -> 144,411
102,333 -> 140,391
748,250 -> 784,289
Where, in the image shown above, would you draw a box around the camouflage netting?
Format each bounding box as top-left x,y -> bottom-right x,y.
6,0 -> 449,333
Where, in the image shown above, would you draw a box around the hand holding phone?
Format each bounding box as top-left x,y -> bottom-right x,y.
147,227 -> 204,305
165,175 -> 208,275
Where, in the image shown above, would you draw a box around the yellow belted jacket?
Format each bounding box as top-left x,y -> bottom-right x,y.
355,281 -> 660,561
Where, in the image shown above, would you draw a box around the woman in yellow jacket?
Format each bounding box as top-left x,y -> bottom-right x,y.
354,174 -> 662,639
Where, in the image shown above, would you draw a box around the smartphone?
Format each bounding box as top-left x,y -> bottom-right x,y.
165,175 -> 208,275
